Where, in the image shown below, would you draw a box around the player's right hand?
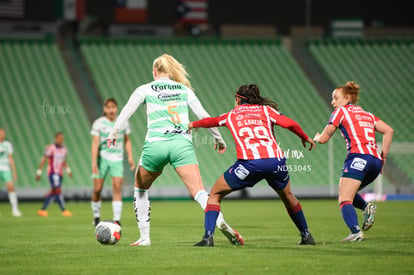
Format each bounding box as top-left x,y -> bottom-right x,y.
188,122 -> 199,133
303,137 -> 315,151
215,138 -> 227,154
107,129 -> 119,148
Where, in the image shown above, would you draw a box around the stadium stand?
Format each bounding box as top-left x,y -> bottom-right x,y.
0,38 -> 91,197
79,38 -> 345,197
308,38 -> 414,187
3,36 -> 409,199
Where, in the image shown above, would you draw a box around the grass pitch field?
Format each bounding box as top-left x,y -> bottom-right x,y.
1,199 -> 413,274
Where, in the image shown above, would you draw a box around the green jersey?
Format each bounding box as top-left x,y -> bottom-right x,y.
0,141 -> 13,172
124,77 -> 196,142
91,116 -> 131,161
111,77 -> 226,147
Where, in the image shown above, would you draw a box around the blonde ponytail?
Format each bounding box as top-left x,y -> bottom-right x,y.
153,54 -> 192,89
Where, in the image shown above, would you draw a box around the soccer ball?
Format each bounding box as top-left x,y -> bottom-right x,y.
95,221 -> 122,245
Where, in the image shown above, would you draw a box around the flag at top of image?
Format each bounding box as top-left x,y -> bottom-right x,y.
115,0 -> 147,23
177,0 -> 208,24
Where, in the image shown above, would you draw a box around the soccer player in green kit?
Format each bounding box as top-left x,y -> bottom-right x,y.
0,128 -> 21,217
107,54 -> 243,246
91,98 -> 135,226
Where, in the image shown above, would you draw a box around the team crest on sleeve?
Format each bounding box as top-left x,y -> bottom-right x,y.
350,158 -> 367,171
234,164 -> 250,180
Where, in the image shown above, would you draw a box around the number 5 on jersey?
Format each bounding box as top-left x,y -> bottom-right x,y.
168,105 -> 181,124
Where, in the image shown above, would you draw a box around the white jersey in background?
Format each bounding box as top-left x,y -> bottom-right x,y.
91,116 -> 131,162
0,141 -> 13,171
112,77 -> 225,145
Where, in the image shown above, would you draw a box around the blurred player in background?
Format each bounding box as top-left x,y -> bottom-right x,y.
0,128 -> 22,217
314,81 -> 393,242
189,84 -> 316,246
91,98 -> 135,226
107,53 -> 243,246
36,132 -> 72,217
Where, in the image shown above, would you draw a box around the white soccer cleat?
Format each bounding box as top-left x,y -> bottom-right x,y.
342,231 -> 364,242
130,238 -> 151,246
217,221 -> 244,246
362,203 -> 377,231
12,209 -> 22,217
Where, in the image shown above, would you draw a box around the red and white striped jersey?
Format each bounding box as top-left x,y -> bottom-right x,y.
44,144 -> 68,176
193,104 -> 309,160
328,104 -> 381,158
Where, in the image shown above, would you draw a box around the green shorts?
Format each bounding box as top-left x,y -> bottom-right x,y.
93,158 -> 124,179
140,138 -> 198,173
0,171 -> 12,183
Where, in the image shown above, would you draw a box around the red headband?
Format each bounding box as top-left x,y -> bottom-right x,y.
235,94 -> 248,100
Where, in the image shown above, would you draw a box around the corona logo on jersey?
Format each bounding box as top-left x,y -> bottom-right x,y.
151,83 -> 183,92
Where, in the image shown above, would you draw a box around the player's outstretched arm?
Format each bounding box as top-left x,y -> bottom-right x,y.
108,90 -> 144,147
302,137 -> 316,151
313,124 -> 337,144
189,99 -> 227,154
276,115 -> 315,151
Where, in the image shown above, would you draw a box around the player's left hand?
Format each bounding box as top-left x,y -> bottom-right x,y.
302,137 -> 315,151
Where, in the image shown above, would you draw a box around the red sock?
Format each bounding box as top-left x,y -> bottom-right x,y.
205,204 -> 220,213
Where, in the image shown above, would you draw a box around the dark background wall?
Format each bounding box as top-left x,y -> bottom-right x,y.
209,0 -> 414,34
4,0 -> 414,35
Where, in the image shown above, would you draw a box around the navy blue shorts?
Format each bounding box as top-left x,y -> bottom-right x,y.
223,158 -> 290,191
342,153 -> 383,189
48,173 -> 63,189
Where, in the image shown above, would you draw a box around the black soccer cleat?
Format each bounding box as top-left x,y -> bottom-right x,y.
299,231 -> 316,245
93,217 -> 100,227
114,220 -> 121,226
194,236 -> 214,247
